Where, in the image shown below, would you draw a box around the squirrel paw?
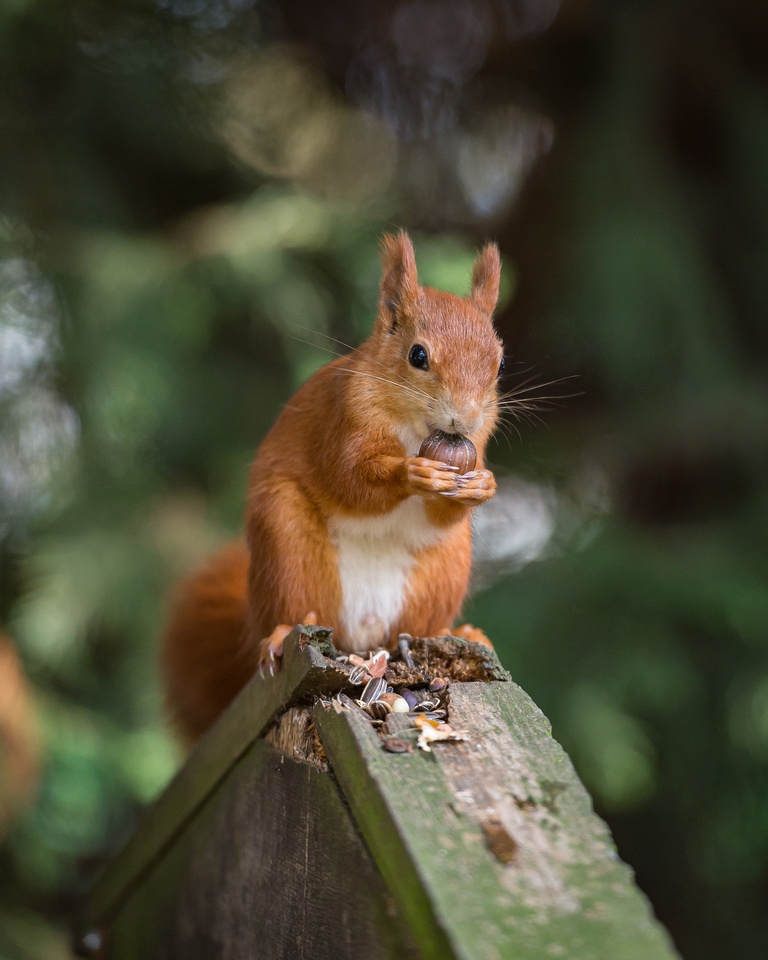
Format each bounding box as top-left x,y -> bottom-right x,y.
439,469 -> 496,506
444,623 -> 494,650
406,459 -> 496,506
258,612 -> 318,677
406,457 -> 461,497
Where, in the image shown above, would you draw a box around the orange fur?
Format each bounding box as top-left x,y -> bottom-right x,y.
161,542 -> 251,746
161,231 -> 503,744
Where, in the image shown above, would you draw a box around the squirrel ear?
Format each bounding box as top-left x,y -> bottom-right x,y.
378,230 -> 419,331
470,242 -> 501,316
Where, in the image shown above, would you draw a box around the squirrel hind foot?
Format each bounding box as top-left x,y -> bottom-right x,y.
442,623 -> 494,650
257,612 -> 318,676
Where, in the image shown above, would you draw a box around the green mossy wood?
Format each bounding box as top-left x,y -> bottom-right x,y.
82,629 -> 680,960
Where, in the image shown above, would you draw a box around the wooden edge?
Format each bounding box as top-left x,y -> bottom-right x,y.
81,626 -> 347,932
313,703 -> 462,960
315,685 -> 681,960
410,634 -> 511,683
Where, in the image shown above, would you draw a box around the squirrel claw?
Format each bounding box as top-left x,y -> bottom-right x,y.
257,612 -> 318,677
438,468 -> 496,506
257,626 -> 289,677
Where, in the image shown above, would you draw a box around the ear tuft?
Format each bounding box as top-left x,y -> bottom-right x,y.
378,230 -> 419,330
470,242 -> 501,316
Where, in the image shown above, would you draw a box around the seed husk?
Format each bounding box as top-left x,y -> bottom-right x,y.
412,699 -> 438,712
400,689 -> 419,711
348,665 -> 369,685
367,700 -> 393,720
361,676 -> 387,704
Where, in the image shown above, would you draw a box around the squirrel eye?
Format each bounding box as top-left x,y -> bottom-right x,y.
409,343 -> 429,370
498,357 -> 505,378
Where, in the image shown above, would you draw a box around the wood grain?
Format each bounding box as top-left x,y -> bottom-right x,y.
84,636 -> 680,960
314,681 -> 681,960
110,739 -> 419,960
82,626 -> 348,930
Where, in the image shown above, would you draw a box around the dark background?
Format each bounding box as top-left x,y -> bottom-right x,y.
1,0 -> 768,957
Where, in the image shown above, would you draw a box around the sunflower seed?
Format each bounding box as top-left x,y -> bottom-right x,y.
361,676 -> 387,704
420,711 -> 447,722
412,699 -> 438,712
348,665 -> 369,685
366,700 -> 393,720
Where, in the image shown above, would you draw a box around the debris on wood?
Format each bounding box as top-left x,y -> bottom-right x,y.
479,816 -> 520,865
264,707 -> 327,770
413,715 -> 469,753
265,628 -> 510,764
382,737 -> 414,755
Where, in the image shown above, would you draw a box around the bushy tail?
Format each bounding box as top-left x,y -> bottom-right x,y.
160,540 -> 251,746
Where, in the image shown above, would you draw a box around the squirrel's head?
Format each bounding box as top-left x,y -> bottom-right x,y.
367,230 -> 504,453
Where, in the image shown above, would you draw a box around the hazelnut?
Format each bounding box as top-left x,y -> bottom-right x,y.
380,692 -> 410,713
419,431 -> 477,474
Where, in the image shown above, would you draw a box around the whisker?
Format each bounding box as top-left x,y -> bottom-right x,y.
494,420 -> 519,449
498,391 -> 584,416
498,374 -> 581,402
497,357 -> 549,386
293,326 -> 358,354
379,370 -> 435,404
519,410 -> 549,429
289,332 -> 347,360
499,400 -> 553,427
334,365 -> 435,408
495,415 -> 523,445
499,402 -> 560,413
498,372 -> 548,395
498,395 -> 583,415
471,516 -> 502,565
291,329 -> 438,406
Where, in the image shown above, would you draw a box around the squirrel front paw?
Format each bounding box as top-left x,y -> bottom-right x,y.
439,469 -> 496,507
406,458 -> 495,507
405,456 -> 461,497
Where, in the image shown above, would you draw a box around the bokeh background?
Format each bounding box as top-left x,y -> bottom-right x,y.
1,0 -> 767,957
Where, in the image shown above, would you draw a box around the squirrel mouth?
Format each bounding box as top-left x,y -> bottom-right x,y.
427,424 -> 469,440
426,421 -> 466,437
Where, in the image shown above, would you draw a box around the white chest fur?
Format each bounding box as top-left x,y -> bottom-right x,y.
328,497 -> 446,651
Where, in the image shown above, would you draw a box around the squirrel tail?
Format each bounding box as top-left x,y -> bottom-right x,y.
160,540 -> 252,746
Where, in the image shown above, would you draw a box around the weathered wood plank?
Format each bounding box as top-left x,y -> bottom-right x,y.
314,681 -> 680,960
85,635 -> 680,960
109,739 -> 420,960
83,626 -> 348,930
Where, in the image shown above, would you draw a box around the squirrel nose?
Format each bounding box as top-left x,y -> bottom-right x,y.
450,404 -> 483,437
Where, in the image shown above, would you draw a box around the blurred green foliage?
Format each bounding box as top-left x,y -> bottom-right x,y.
1,1 -> 767,959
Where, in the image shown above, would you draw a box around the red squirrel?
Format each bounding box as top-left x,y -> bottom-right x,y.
161,231 -> 503,745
